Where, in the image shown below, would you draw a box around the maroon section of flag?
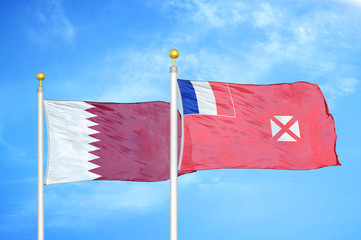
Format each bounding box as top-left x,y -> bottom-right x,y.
85,101 -> 186,182
179,81 -> 340,172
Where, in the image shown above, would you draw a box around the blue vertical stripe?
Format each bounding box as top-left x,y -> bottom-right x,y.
178,79 -> 199,115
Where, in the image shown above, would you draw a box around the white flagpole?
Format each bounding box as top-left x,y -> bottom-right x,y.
37,72 -> 45,240
169,49 -> 179,240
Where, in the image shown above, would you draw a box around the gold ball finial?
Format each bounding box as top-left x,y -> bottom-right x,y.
169,49 -> 179,59
37,72 -> 45,86
37,72 -> 45,81
169,49 -> 179,66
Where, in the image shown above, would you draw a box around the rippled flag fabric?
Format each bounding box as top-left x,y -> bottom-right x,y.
177,79 -> 340,172
44,100 -> 184,185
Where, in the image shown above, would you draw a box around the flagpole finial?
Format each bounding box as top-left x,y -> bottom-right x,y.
36,72 -> 45,87
169,49 -> 179,66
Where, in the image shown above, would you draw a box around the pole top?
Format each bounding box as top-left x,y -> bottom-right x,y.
169,49 -> 179,66
36,72 -> 45,86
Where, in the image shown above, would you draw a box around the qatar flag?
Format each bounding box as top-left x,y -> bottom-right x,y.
44,100 -> 185,185
177,79 -> 340,172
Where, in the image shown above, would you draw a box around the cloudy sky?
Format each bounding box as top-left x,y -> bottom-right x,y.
1,0 -> 361,239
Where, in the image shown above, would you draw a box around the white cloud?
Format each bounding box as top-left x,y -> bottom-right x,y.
93,47 -> 171,103
0,125 -> 26,158
48,1 -> 360,107
337,78 -> 358,93
45,181 -> 169,228
246,3 -> 361,94
164,0 -> 246,28
42,45 -> 175,103
253,2 -> 283,28
192,0 -> 245,27
333,0 -> 361,7
27,0 -> 75,45
0,194 -> 37,234
179,172 -> 299,224
334,77 -> 358,95
178,173 -> 201,186
0,180 -> 169,231
163,1 -> 361,94
319,77 -> 359,108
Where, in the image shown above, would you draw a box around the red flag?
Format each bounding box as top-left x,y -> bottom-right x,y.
178,80 -> 340,171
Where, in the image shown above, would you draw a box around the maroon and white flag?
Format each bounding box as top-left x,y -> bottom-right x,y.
44,100 -> 183,185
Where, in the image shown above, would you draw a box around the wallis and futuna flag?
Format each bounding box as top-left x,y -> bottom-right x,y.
44,100 -> 185,185
177,79 -> 340,172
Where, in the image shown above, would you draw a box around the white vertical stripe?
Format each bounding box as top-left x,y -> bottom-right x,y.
44,100 -> 101,185
191,81 -> 217,115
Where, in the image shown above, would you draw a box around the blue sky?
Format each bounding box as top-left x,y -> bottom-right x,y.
1,0 -> 361,239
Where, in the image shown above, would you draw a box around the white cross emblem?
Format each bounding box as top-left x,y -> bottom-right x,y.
270,116 -> 301,142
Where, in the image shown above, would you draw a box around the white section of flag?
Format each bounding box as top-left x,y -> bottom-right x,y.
270,116 -> 300,142
191,81 -> 217,115
278,132 -> 296,142
270,119 -> 281,137
289,120 -> 300,138
274,116 -> 293,125
44,100 -> 101,185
